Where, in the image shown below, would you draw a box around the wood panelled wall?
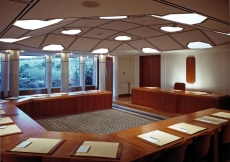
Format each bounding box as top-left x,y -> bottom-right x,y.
106,57 -> 113,92
140,55 -> 161,87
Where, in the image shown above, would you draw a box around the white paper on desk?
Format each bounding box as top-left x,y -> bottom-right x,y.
175,127 -> 188,132
16,141 -> 32,148
0,126 -> 7,129
143,137 -> 159,143
77,146 -> 90,153
0,100 -> 9,103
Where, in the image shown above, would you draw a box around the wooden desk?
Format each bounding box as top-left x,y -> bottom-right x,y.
132,87 -> 230,114
13,91 -> 112,119
110,108 -> 230,162
2,131 -> 145,162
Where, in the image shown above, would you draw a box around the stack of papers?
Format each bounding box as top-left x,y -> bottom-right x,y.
194,116 -> 228,125
137,130 -> 182,147
167,122 -> 207,135
211,112 -> 230,119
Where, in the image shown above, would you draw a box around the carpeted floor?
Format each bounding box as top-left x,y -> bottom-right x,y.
36,104 -> 167,134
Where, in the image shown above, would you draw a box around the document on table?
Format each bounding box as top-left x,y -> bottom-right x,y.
0,117 -> 14,125
167,122 -> 207,135
0,124 -> 22,136
211,112 -> 230,119
137,130 -> 182,147
194,116 -> 228,125
10,138 -> 64,154
71,141 -> 121,159
0,110 -> 6,115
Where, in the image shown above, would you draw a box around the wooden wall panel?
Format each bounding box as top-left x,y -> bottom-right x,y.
186,56 -> 195,84
140,55 -> 161,87
28,92 -> 112,119
106,57 -> 113,92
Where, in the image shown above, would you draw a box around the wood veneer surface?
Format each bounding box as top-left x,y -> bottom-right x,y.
132,87 -> 230,114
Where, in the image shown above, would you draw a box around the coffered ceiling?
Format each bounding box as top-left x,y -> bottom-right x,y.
0,0 -> 229,55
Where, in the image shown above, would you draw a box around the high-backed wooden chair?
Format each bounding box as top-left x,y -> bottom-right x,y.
193,131 -> 212,158
222,123 -> 230,144
174,82 -> 186,91
161,141 -> 186,162
185,131 -> 212,161
1,154 -> 42,162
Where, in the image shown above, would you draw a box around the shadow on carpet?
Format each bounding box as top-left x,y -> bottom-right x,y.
36,104 -> 167,134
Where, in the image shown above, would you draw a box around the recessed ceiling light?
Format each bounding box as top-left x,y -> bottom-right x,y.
187,41 -> 213,49
61,29 -> 81,35
115,36 -> 131,41
160,26 -> 183,32
42,44 -> 64,51
92,48 -> 109,53
0,36 -> 31,43
13,19 -> 63,30
142,48 -> 160,53
99,16 -> 127,19
152,13 -> 207,25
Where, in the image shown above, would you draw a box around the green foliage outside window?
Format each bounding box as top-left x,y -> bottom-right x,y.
19,56 -> 45,89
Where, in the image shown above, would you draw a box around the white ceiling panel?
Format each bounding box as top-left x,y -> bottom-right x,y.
106,32 -> 141,41
99,21 -> 141,31
23,18 -> 78,38
52,27 -> 92,36
42,34 -> 75,49
202,30 -> 230,45
2,26 -> 29,38
92,40 -> 122,52
171,30 -> 215,47
127,40 -> 159,52
15,35 -> 47,48
147,35 -> 183,51
125,26 -> 164,38
112,43 -> 139,53
82,28 -> 118,39
68,38 -> 101,52
0,0 -> 27,34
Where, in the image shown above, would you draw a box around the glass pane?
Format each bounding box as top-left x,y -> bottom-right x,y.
85,57 -> 94,85
69,57 -> 80,86
19,56 -> 45,89
52,57 -> 61,87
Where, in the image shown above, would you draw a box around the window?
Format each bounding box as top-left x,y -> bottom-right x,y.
85,57 -> 94,85
19,56 -> 45,89
0,55 -> 1,90
69,57 -> 80,86
52,56 -> 61,87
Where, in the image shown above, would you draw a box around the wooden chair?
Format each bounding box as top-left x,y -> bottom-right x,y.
185,131 -> 212,161
161,141 -> 186,162
222,123 -> 230,144
174,82 -> 186,91
1,154 -> 42,162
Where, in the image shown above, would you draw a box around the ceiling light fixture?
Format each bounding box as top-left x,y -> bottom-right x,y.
160,26 -> 183,32
61,29 -> 81,35
142,48 -> 160,53
115,36 -> 131,41
152,13 -> 207,25
214,31 -> 230,36
187,41 -> 213,49
92,48 -> 109,53
42,44 -> 64,51
13,19 -> 63,30
0,36 -> 31,43
99,16 -> 127,19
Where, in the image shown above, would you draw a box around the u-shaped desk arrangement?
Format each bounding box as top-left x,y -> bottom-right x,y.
0,90 -> 230,162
